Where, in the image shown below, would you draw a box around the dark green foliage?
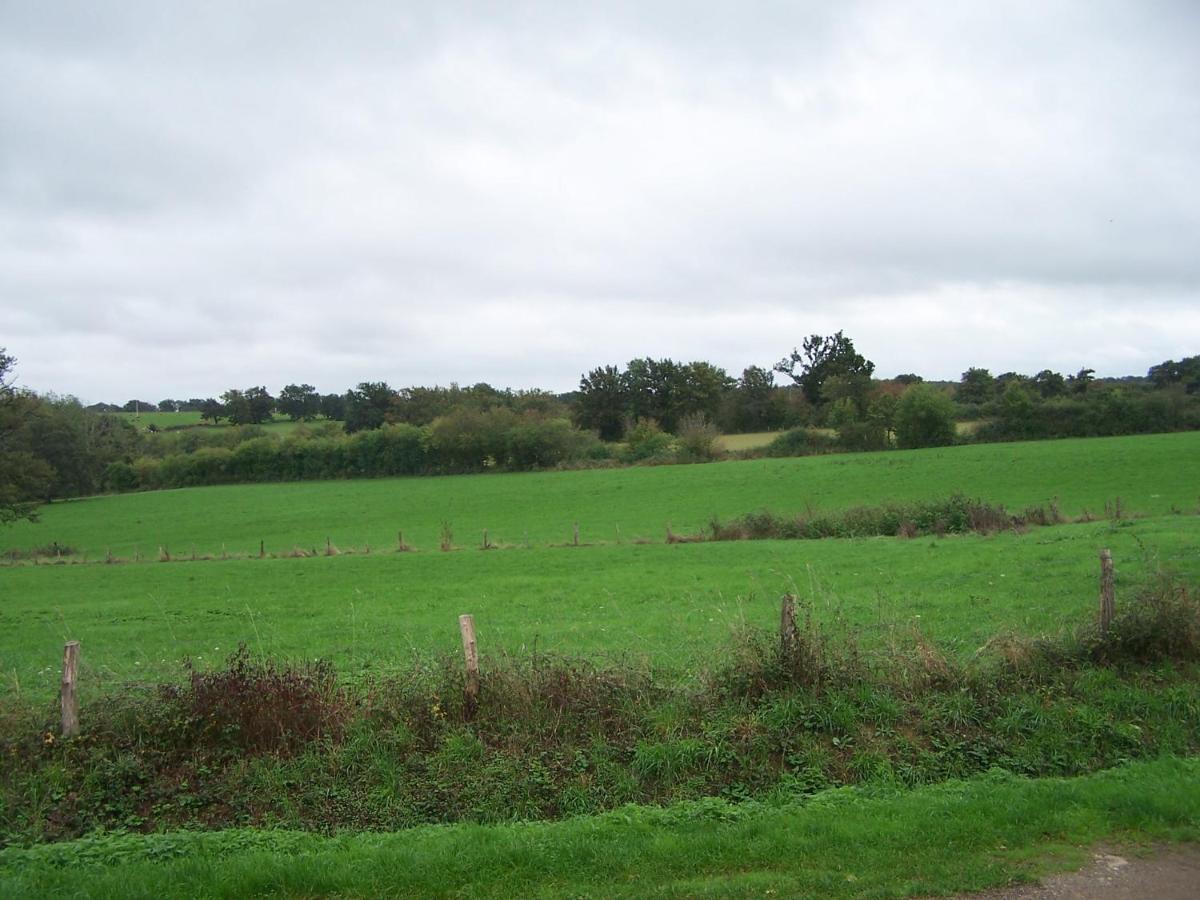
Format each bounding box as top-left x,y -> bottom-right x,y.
707,495 -> 1059,542
774,331 -> 875,406
956,367 -> 996,404
343,382 -> 395,433
277,384 -> 321,421
894,384 -> 957,449
220,387 -> 274,426
763,427 -> 838,457
619,418 -> 674,463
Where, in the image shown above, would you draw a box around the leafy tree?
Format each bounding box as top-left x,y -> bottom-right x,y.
1067,368 -> 1095,395
157,399 -> 179,412
956,368 -> 995,405
1032,370 -> 1067,398
278,384 -> 321,421
574,365 -> 627,441
319,393 -> 346,421
730,365 -> 777,432
0,350 -> 53,523
1148,356 -> 1200,393
893,373 -> 923,385
894,384 -> 956,449
774,332 -> 875,406
220,387 -> 274,425
199,397 -> 224,424
344,382 -> 396,433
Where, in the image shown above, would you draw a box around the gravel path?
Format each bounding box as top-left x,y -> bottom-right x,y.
959,844 -> 1200,899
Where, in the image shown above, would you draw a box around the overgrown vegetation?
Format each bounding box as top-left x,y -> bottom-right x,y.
706,495 -> 1064,542
3,577 -> 1197,846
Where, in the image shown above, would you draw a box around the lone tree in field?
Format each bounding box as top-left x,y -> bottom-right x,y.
774,331 -> 875,407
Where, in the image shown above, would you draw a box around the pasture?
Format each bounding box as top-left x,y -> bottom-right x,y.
2,432 -> 1198,691
3,431 -> 1200,899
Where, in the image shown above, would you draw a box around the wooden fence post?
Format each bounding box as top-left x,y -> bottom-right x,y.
459,614 -> 479,721
482,529 -> 489,550
780,594 -> 797,656
1099,548 -> 1115,631
61,641 -> 80,738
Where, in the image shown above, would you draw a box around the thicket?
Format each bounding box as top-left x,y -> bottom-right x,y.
2,577 -> 1198,845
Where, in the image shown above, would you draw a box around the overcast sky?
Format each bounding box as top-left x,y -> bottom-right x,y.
2,1 -> 1198,401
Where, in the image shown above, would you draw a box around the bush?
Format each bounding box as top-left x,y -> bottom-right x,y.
894,384 -> 956,449
673,413 -> 722,463
620,419 -> 674,463
764,427 -> 838,458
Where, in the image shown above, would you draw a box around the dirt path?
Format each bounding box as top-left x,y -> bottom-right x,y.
959,844 -> 1200,899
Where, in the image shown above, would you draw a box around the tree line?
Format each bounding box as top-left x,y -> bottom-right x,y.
3,341 -> 1198,523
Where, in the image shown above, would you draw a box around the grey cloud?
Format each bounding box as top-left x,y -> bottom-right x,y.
1,1 -> 1198,401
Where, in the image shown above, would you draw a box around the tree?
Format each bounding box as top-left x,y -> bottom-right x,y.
1067,368 -> 1095,395
956,368 -> 995,405
730,365 -> 777,432
344,382 -> 396,433
894,384 -> 956,449
319,393 -> 346,421
199,397 -> 225,424
774,332 -> 875,406
278,383 -> 321,421
1148,356 -> 1200,393
574,365 -> 627,441
157,399 -> 179,412
1032,370 -> 1067,398
0,350 -> 54,523
221,386 -> 274,425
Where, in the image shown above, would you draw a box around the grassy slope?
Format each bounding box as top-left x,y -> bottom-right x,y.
4,432 -> 1197,558
2,757 -> 1198,898
3,515 -> 1198,690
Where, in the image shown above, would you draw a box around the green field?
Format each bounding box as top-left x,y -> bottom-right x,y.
8,432 -> 1196,558
2,433 -> 1198,691
3,432 -> 1200,895
112,411 -> 316,434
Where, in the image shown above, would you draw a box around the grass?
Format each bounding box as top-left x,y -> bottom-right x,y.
1,756 -> 1198,898
2,514 -> 1198,689
112,412 -> 317,434
5,431 -> 1198,559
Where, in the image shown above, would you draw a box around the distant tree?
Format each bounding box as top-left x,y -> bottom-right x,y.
894,384 -> 956,449
0,350 -> 54,523
1067,368 -> 1095,395
319,392 -> 346,421
277,383 -> 321,421
121,399 -> 157,414
157,399 -> 179,412
1032,370 -> 1067,398
774,332 -> 875,406
730,365 -> 778,432
1148,356 -> 1200,393
344,382 -> 396,433
181,398 -> 205,412
956,368 -> 996,404
199,397 -> 224,424
574,365 -> 627,441
221,386 -> 274,425
893,373 -> 923,385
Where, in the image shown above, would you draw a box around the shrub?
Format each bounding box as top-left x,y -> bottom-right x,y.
620,419 -> 674,463
894,384 -> 957,449
674,413 -> 722,463
764,427 -> 838,458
